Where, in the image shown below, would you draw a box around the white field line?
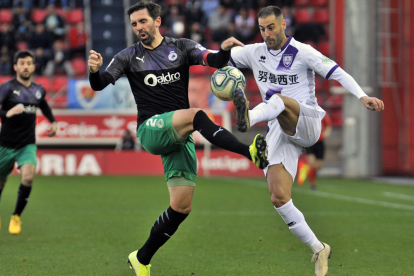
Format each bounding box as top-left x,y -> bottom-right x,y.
382,192 -> 414,201
216,177 -> 414,212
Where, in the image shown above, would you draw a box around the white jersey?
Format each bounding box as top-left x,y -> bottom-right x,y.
230,37 -> 338,118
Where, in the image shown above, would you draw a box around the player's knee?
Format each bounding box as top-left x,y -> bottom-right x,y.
270,192 -> 290,208
172,204 -> 192,215
21,174 -> 34,186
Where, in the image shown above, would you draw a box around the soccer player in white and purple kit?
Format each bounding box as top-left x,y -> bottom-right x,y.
230,6 -> 384,276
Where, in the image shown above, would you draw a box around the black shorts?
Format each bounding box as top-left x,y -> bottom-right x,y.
305,141 -> 325,160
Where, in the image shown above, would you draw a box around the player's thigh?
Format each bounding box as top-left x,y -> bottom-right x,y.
265,122 -> 303,181
288,102 -> 322,148
0,146 -> 19,180
172,108 -> 201,138
277,95 -> 301,135
137,111 -> 183,155
162,137 -> 197,184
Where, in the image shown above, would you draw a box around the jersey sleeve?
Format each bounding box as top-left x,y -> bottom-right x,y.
0,82 -> 11,104
104,50 -> 130,83
229,45 -> 253,69
181,38 -> 210,66
300,44 -> 339,79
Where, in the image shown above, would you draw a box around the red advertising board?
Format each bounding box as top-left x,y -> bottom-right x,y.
12,149 -> 264,178
35,110 -> 227,145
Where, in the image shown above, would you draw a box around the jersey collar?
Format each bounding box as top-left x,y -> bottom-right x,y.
267,36 -> 292,57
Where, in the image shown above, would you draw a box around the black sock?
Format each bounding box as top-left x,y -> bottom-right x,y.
193,110 -> 251,160
13,184 -> 32,216
137,207 -> 188,265
0,188 -> 3,201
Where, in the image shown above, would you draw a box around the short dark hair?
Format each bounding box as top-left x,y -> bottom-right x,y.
258,6 -> 283,20
127,0 -> 161,20
14,50 -> 35,64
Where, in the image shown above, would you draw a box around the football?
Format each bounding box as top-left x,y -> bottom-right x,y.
210,66 -> 246,101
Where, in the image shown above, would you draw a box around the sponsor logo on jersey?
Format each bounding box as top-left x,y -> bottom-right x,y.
13,90 -> 20,96
168,51 -> 178,61
282,54 -> 293,67
24,105 -> 37,113
36,90 -> 42,99
136,56 -> 145,63
321,55 -> 334,63
144,72 -> 181,86
259,55 -> 266,63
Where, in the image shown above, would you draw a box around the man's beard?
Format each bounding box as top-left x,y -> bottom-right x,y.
265,27 -> 285,50
20,72 -> 31,80
138,27 -> 155,46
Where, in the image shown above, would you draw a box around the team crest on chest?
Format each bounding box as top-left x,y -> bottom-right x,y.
168,51 -> 178,61
282,54 -> 293,67
35,90 -> 41,99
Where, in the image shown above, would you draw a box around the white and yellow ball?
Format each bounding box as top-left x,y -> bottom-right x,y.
210,66 -> 246,101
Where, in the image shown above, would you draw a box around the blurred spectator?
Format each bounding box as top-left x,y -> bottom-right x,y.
208,5 -> 231,42
34,47 -> 48,75
0,45 -> 12,75
42,4 -> 66,41
185,0 -> 204,25
164,5 -> 185,38
68,22 -> 87,59
293,22 -> 326,44
0,23 -> 16,54
281,6 -> 295,37
0,0 -> 11,8
12,3 -> 33,41
115,129 -> 138,151
186,22 -> 207,47
234,7 -> 255,43
201,0 -> 219,25
44,40 -> 74,77
28,23 -> 54,53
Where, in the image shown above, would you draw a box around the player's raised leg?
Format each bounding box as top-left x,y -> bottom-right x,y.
172,108 -> 268,169
267,164 -> 331,275
9,163 -> 35,235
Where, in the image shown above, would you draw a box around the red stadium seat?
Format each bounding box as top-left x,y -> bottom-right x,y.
0,9 -> 12,23
302,40 -> 316,49
51,76 -> 68,92
67,9 -> 84,24
32,9 -> 47,23
293,0 -> 309,7
294,9 -> 311,24
71,59 -> 87,76
17,41 -> 28,50
313,9 -> 329,24
311,0 -> 328,6
0,76 -> 12,84
317,41 -> 330,56
34,76 -> 51,92
189,65 -> 206,75
208,42 -> 220,51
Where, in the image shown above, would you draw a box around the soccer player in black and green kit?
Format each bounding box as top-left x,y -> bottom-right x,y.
88,1 -> 268,275
0,50 -> 57,235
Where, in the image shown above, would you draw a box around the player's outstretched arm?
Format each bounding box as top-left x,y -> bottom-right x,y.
88,50 -> 103,73
360,96 -> 385,112
220,37 -> 245,51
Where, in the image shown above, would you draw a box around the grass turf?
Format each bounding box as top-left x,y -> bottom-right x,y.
0,175 -> 413,275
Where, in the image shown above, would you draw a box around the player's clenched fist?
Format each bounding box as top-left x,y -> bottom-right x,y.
88,50 -> 103,73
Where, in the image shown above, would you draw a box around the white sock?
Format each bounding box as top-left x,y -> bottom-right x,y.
248,94 -> 285,127
275,199 -> 324,253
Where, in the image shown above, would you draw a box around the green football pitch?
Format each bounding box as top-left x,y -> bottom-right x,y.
0,175 -> 413,276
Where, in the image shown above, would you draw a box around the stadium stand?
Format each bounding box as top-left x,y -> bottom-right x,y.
294,9 -> 311,24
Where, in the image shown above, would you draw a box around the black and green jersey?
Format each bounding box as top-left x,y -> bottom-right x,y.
0,78 -> 55,149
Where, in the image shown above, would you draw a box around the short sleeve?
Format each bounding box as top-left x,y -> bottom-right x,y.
230,45 -> 252,69
181,39 -> 209,66
301,44 -> 338,79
